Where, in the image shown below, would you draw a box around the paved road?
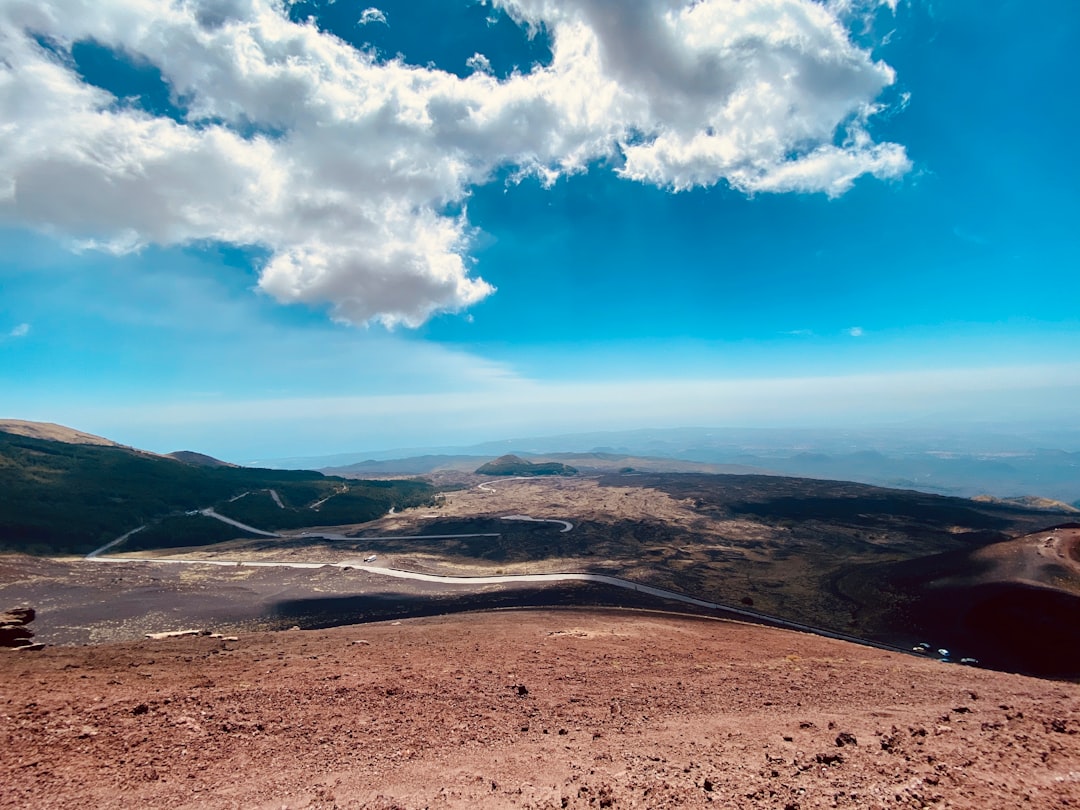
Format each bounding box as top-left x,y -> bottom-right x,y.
476,477 -> 530,493
501,514 -> 574,533
310,484 -> 348,509
86,525 -> 147,558
199,508 -> 280,538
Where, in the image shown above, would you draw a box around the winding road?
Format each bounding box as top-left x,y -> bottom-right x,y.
476,477 -> 530,493
82,497 -> 916,659
82,551 -> 907,654
501,514 -> 574,533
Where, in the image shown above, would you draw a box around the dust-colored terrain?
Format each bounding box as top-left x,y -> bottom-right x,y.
3,609 -> 1080,809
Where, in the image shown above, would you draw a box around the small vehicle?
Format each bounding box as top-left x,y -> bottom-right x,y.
959,657 -> 980,665
363,554 -> 377,563
937,648 -> 950,657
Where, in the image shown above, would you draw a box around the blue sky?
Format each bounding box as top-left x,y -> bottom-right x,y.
1,0 -> 1078,460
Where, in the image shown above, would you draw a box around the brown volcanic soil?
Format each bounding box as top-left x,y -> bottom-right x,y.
3,610 -> 1080,809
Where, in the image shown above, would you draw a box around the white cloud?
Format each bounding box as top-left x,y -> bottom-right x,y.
465,52 -> 493,74
0,0 -> 909,327
9,323 -> 30,338
847,326 -> 865,337
358,7 -> 386,26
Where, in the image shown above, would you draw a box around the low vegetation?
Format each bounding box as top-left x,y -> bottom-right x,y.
0,430 -> 435,554
475,454 -> 578,476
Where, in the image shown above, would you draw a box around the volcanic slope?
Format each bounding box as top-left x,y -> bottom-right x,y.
2,610 -> 1079,810
841,523 -> 1080,677
92,470 -> 1075,676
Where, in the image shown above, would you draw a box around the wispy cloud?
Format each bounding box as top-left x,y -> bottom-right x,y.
0,1 -> 908,328
8,323 -> 30,338
847,326 -> 865,337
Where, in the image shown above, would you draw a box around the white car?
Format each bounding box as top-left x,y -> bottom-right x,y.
364,554 -> 377,563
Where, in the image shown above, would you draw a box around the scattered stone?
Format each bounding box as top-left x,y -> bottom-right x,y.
145,629 -> 204,640
352,639 -> 371,646
132,703 -> 149,716
835,732 -> 857,747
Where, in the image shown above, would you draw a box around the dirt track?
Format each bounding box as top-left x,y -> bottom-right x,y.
3,609 -> 1079,809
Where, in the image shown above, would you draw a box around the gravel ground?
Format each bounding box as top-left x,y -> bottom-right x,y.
3,609 -> 1079,809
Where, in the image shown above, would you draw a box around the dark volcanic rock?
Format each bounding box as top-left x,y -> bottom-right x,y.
0,606 -> 36,648
1,607 -> 34,625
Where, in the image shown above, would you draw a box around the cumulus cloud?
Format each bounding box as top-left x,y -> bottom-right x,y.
0,0 -> 908,327
847,326 -> 865,337
9,323 -> 30,338
357,7 -> 387,26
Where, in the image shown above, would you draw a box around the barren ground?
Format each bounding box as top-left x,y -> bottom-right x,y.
3,609 -> 1080,809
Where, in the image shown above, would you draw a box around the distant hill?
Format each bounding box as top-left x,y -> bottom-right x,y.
0,419 -> 126,448
971,494 -> 1080,513
166,450 -> 237,468
323,454 -> 490,476
322,451 -> 764,477
252,425 -> 1080,503
475,454 -> 577,476
0,424 -> 435,555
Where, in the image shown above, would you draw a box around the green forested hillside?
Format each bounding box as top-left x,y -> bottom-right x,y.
0,430 -> 434,554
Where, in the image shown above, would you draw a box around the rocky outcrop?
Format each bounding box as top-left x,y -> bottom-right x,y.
1,607 -> 38,649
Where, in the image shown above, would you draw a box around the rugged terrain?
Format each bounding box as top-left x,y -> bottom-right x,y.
3,469 -> 1076,676
3,609 -> 1080,809
3,424 -> 1080,807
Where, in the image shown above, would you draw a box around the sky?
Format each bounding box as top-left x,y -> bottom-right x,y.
1,0 -> 1078,461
